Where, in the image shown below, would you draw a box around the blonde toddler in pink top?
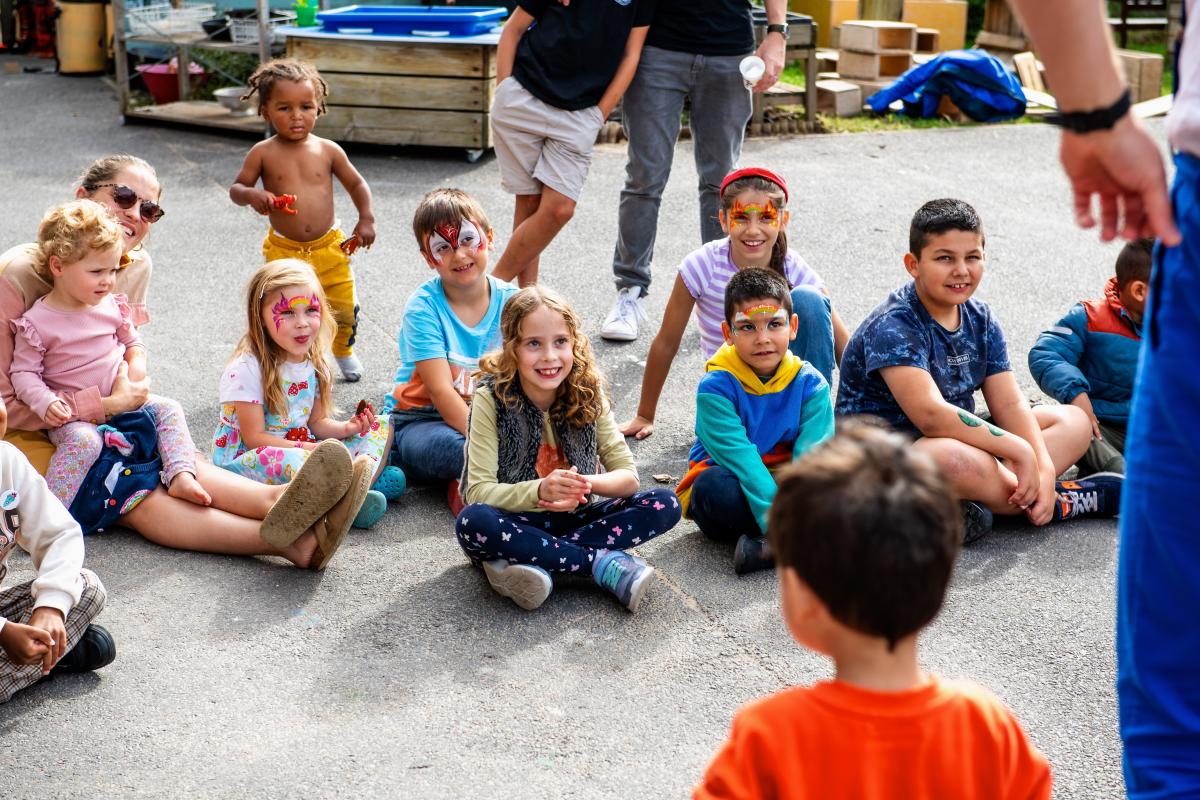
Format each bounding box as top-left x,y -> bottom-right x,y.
8,200 -> 209,508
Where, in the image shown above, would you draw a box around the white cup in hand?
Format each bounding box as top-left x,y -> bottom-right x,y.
740,55 -> 765,89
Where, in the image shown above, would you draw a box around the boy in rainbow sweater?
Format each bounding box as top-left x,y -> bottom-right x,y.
676,268 -> 834,574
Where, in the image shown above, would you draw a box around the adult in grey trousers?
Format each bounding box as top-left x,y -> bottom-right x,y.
600,0 -> 789,342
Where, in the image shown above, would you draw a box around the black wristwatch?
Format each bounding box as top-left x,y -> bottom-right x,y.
766,22 -> 789,40
1046,87 -> 1132,134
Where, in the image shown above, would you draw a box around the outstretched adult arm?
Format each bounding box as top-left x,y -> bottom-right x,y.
1006,0 -> 1179,245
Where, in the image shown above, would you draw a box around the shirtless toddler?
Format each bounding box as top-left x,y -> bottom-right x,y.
230,58 -> 376,382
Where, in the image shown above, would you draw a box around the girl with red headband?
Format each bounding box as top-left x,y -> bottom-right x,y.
620,167 -> 849,440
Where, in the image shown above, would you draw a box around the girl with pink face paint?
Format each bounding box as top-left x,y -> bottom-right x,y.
212,259 -> 403,531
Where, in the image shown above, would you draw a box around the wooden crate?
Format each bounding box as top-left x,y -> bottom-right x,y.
902,0 -> 967,51
288,37 -> 495,78
317,106 -> 492,149
323,72 -> 493,112
838,49 -> 912,79
816,79 -> 862,116
839,20 -> 917,52
788,0 -> 858,48
843,77 -> 894,101
1117,48 -> 1165,103
915,27 -> 940,53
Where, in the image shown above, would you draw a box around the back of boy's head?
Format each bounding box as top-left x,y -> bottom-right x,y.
1115,238 -> 1154,289
723,267 -> 793,325
768,418 -> 962,649
243,58 -> 329,113
412,188 -> 492,257
909,198 -> 985,258
34,199 -> 123,283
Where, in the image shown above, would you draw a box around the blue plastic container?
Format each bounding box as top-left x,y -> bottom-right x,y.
316,5 -> 506,36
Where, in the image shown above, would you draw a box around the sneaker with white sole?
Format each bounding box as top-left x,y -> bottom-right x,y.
336,353 -> 363,382
600,286 -> 648,342
592,549 -> 654,612
483,559 -> 553,610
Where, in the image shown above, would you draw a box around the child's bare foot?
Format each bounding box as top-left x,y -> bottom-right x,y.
281,528 -> 320,569
168,472 -> 212,506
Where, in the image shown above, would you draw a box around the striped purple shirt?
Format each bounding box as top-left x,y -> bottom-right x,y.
677,237 -> 826,359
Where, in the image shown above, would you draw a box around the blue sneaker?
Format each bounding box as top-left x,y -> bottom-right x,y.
373,465 -> 407,501
1055,472 -> 1124,520
352,489 -> 387,529
592,550 -> 654,612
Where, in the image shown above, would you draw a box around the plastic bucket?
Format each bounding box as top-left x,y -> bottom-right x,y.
136,61 -> 205,104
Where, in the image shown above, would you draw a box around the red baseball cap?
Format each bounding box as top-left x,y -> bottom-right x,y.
720,167 -> 788,203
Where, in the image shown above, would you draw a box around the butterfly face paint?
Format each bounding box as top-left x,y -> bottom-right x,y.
428,219 -> 485,264
271,292 -> 321,331
729,199 -> 780,227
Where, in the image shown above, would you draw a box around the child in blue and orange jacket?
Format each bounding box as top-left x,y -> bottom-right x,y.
675,268 -> 834,575
1029,238 -> 1151,475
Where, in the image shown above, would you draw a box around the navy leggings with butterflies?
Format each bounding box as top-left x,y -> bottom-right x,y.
455,488 -> 681,574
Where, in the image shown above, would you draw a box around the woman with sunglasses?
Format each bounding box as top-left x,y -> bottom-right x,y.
0,154 -> 358,569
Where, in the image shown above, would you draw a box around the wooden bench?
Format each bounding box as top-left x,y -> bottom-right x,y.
1109,0 -> 1168,48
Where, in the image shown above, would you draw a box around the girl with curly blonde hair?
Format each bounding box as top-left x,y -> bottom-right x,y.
457,286 -> 681,613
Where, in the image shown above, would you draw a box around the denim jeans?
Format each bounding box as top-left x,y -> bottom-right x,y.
789,285 -> 835,384
613,45 -> 753,294
389,416 -> 465,484
1117,151 -> 1200,798
688,465 -> 758,544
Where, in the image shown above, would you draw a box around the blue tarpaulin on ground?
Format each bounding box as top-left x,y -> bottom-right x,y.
866,49 -> 1027,122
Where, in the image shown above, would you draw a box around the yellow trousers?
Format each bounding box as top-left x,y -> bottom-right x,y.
4,428 -> 54,475
262,228 -> 359,357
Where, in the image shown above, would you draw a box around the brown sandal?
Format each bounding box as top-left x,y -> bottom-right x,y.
260,440 -> 352,548
310,455 -> 374,570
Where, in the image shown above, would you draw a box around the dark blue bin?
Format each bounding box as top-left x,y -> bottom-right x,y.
316,5 -> 506,36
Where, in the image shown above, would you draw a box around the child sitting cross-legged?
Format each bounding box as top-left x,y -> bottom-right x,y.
674,268 -> 834,575
456,287 -> 682,612
835,199 -> 1120,543
1028,238 -> 1152,476
694,420 -> 1052,799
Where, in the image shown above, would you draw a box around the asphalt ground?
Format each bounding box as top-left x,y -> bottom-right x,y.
0,63 -> 1158,798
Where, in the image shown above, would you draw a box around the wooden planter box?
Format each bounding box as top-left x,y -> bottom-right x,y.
286,32 -> 496,152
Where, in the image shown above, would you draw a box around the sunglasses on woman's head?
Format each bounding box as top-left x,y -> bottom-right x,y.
84,183 -> 165,223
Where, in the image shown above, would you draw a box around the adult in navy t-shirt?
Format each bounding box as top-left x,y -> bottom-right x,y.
512,0 -> 657,112
835,281 -> 1011,433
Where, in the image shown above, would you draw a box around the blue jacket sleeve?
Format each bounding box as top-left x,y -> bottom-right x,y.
696,392 -> 777,535
792,386 -> 835,460
1028,304 -> 1090,404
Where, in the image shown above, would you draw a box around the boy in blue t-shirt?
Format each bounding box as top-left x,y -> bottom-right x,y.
676,269 -> 834,574
386,189 -> 517,514
836,199 -> 1120,543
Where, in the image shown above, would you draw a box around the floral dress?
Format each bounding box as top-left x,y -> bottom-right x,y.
211,354 -> 389,485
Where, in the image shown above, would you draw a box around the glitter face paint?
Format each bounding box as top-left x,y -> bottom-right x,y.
729,199 -> 780,227
732,305 -> 789,335
271,292 -> 320,331
428,219 -> 484,264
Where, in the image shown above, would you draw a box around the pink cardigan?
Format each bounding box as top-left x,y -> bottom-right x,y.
9,294 -> 142,423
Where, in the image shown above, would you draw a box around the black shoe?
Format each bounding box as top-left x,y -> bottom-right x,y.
961,501 -> 994,545
51,624 -> 116,674
1056,472 -> 1124,520
733,534 -> 775,575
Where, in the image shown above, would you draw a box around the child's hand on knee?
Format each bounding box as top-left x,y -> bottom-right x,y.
1008,448 -> 1041,511
43,399 -> 71,428
1025,471 -> 1058,527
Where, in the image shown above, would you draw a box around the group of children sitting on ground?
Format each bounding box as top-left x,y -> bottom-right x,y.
2,51 -> 1148,795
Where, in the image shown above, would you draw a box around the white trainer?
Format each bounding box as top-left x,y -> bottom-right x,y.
482,559 -> 553,610
600,286 -> 648,342
336,353 -> 363,382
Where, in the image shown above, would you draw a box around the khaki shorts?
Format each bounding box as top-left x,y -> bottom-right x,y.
490,77 -> 604,202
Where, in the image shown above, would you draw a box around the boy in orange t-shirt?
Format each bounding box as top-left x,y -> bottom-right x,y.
695,420 -> 1052,800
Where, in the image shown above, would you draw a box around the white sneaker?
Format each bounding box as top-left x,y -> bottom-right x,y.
336,354 -> 363,382
482,559 -> 553,610
600,286 -> 648,342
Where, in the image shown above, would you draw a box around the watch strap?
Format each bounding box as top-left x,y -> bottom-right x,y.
1046,88 -> 1132,134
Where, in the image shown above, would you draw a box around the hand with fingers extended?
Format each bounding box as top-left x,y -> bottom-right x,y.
537,466 -> 591,511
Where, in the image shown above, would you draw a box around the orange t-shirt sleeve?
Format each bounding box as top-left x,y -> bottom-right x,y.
997,703 -> 1053,800
694,707 -> 779,800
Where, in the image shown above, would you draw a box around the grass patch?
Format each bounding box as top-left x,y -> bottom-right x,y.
817,112 -> 1038,134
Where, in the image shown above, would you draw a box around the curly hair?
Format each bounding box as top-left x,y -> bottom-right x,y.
232,259 -> 336,420
242,58 -> 329,114
478,286 -> 607,428
34,199 -> 124,283
720,174 -> 790,280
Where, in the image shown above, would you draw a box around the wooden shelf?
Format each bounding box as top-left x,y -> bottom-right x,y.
124,101 -> 267,134
125,33 -> 285,55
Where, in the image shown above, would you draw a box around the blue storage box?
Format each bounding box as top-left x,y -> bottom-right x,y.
316,5 -> 506,36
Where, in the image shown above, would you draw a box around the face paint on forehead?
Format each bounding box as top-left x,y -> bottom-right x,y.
733,305 -> 788,324
730,199 -> 780,226
428,219 -> 484,263
271,292 -> 320,331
